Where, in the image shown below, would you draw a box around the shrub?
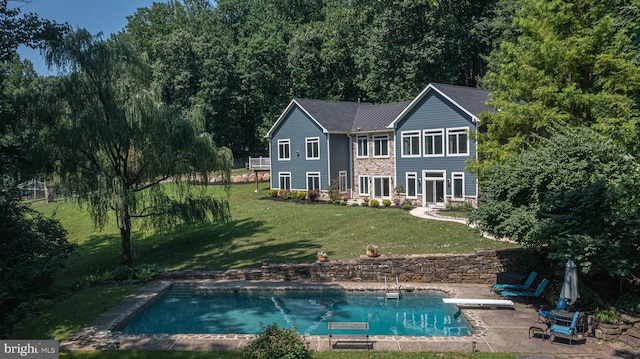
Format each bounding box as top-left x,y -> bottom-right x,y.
296,191 -> 306,200
243,323 -> 310,359
327,179 -> 340,201
616,293 -> 640,314
361,201 -> 369,207
307,190 -> 319,201
370,199 -> 380,208
327,199 -> 333,204
340,200 -> 347,206
402,203 -> 412,210
382,199 -> 392,207
593,308 -> 618,324
268,189 -> 279,197
111,265 -> 136,281
135,264 -> 164,281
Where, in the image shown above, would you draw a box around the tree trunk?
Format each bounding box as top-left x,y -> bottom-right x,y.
120,208 -> 133,266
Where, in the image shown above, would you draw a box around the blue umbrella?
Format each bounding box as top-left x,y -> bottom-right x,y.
559,260 -> 580,305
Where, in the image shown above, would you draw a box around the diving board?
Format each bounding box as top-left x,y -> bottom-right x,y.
442,298 -> 514,308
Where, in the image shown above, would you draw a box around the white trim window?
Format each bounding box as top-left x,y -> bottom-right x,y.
307,172 -> 320,191
358,175 -> 369,196
338,171 -> 347,193
278,139 -> 291,160
423,129 -> 444,157
373,135 -> 389,158
306,137 -> 320,159
356,136 -> 369,158
447,127 -> 469,156
401,131 -> 421,157
279,172 -> 291,190
406,172 -> 417,198
452,172 -> 464,199
373,176 -> 391,199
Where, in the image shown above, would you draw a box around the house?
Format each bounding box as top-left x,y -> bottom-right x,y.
266,83 -> 492,207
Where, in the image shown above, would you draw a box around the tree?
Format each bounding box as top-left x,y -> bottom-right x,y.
0,190 -> 74,330
44,30 -> 233,265
476,0 -> 640,174
470,127 -> 640,278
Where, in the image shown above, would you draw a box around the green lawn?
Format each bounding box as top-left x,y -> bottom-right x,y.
38,183 -> 515,281
15,182 -> 519,356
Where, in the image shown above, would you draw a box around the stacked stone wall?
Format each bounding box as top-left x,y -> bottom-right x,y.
161,248 -> 528,285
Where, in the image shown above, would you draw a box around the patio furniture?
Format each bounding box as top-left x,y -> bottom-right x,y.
493,271 -> 538,292
500,278 -> 549,299
550,311 -> 581,344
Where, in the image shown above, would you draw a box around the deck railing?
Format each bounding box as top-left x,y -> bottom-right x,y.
247,156 -> 270,170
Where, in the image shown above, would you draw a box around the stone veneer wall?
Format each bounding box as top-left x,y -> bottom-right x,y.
352,133 -> 396,199
161,248 -> 529,284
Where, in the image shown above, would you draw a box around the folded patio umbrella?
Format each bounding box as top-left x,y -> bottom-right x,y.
559,260 -> 580,305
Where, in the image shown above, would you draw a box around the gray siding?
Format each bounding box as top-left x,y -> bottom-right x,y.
269,107 -> 329,191
328,134 -> 351,189
395,91 -> 478,198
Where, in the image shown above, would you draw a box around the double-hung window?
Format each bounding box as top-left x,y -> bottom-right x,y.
278,139 -> 290,160
406,172 -> 417,198
279,172 -> 291,190
423,129 -> 444,156
373,135 -> 389,157
306,137 -> 320,159
447,128 -> 469,156
358,176 -> 369,196
402,131 -> 420,157
338,171 -> 347,193
307,172 -> 320,191
452,172 -> 464,199
356,136 -> 368,158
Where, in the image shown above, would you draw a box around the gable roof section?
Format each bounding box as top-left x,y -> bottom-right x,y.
266,98 -> 371,137
352,101 -> 412,133
388,83 -> 493,128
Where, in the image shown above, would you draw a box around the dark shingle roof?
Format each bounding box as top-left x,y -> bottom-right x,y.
430,83 -> 493,117
352,101 -> 412,132
294,98 -> 371,133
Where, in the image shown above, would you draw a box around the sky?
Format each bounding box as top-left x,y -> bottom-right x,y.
13,0 -> 162,76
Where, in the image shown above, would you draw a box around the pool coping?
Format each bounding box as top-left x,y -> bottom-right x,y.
60,279 -> 487,351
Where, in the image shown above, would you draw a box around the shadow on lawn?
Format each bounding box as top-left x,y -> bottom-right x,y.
60,216 -> 321,281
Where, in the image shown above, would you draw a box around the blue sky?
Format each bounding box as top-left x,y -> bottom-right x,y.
14,0 -> 162,76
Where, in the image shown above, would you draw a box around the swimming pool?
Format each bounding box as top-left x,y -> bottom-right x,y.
116,285 -> 473,337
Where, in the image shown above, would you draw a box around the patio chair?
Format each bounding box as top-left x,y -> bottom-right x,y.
538,297 -> 568,322
492,271 -> 538,292
549,311 -> 581,344
500,278 -> 549,298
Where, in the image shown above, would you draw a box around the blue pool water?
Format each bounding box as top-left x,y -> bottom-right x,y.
117,287 -> 472,336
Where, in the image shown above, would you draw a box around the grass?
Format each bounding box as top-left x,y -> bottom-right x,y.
37,183 -> 516,281
15,285 -> 139,342
15,183 -> 519,356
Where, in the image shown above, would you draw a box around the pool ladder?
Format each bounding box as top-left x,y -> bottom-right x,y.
385,276 -> 401,299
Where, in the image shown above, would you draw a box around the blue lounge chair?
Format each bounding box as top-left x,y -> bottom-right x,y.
500,278 -> 549,298
550,311 -> 581,344
492,271 -> 537,292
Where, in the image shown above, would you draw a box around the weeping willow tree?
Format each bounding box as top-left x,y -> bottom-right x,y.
44,30 -> 232,265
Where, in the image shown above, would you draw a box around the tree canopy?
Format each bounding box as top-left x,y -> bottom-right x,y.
470,128 -> 640,278
43,30 -> 233,265
476,0 -> 640,173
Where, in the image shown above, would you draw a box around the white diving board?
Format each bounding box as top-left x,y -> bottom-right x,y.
442,298 -> 514,308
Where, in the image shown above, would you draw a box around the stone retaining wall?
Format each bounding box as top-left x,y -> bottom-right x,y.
161,248 -> 531,285
593,311 -> 640,348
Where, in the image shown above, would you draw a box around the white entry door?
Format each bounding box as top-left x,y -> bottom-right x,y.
423,171 -> 445,206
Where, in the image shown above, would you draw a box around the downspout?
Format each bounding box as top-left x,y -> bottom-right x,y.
326,133 -> 331,192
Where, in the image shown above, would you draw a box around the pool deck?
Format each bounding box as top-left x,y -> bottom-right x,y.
61,280 -> 636,358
